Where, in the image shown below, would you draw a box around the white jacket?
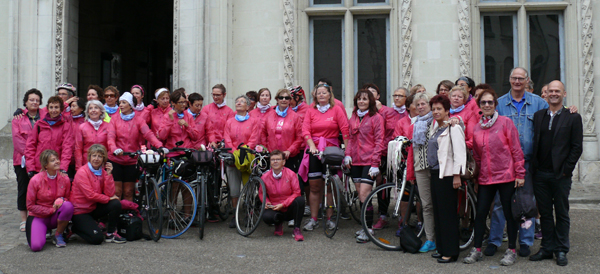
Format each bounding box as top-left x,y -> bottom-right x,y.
436,125 -> 467,179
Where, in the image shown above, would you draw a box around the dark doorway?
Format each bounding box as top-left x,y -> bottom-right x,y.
78,0 -> 173,105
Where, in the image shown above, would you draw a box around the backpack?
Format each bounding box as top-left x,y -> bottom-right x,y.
117,210 -> 143,241
399,184 -> 422,253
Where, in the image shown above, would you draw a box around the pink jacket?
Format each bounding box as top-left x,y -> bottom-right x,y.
158,111 -> 200,149
400,117 -> 417,181
75,121 -> 110,170
147,105 -> 172,137
71,165 -> 116,215
190,111 -> 208,149
224,116 -> 258,149
68,116 -> 86,167
293,103 -> 309,121
254,110 -> 303,157
308,98 -> 347,117
107,114 -> 163,165
249,107 -> 274,120
301,106 -> 350,147
450,102 -> 479,150
259,167 -> 301,212
201,103 -> 235,144
346,112 -> 384,167
472,116 -> 526,185
25,116 -> 74,172
11,114 -> 37,164
26,172 -> 71,218
379,105 -> 406,154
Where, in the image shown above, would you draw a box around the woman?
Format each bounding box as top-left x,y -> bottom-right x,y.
290,86 -> 308,120
463,89 -> 525,266
25,96 -> 73,178
131,85 -> 150,121
260,150 -> 305,241
246,90 -> 258,111
158,89 -> 199,149
147,88 -> 172,137
300,84 -> 349,231
224,95 -> 259,227
75,100 -> 110,170
345,90 -> 384,243
107,92 -> 163,201
456,76 -> 479,116
13,89 -> 43,232
410,84 -> 426,94
70,144 -> 125,244
427,95 -> 466,263
200,84 -> 235,148
449,86 -> 478,149
103,86 -> 120,118
249,88 -> 273,119
87,85 -> 103,103
187,93 -> 207,149
436,80 -> 454,96
26,150 -> 73,251
472,83 -> 492,101
67,99 -> 87,179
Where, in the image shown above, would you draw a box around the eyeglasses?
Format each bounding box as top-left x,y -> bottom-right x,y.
277,96 -> 291,100
480,100 -> 495,106
212,93 -> 223,97
271,158 -> 283,162
105,94 -> 116,98
176,101 -> 188,105
392,95 -> 406,98
510,77 -> 527,82
28,99 -> 40,103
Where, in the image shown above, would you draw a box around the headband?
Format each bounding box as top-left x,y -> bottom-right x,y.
155,88 -> 168,99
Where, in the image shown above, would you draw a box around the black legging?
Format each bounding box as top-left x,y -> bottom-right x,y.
430,170 -> 459,257
71,199 -> 122,245
14,165 -> 30,211
474,182 -> 518,249
262,196 -> 305,228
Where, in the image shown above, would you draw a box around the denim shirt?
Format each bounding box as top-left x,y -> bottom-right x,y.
497,91 -> 549,161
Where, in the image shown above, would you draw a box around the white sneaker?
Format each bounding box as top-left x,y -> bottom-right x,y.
355,229 -> 363,236
326,220 -> 336,231
303,219 -> 319,231
303,206 -> 311,217
288,220 -> 295,227
500,249 -> 517,266
356,229 -> 373,243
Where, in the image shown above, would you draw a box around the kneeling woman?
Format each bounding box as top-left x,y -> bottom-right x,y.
70,144 -> 126,244
26,150 -> 73,251
260,150 -> 305,241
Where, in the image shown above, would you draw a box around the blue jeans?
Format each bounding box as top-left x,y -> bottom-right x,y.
487,161 -> 535,247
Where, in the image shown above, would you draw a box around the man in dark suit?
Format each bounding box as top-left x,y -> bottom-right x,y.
529,80 -> 583,266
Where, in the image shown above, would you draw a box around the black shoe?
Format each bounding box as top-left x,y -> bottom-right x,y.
556,252 -> 568,266
431,252 -> 442,259
229,217 -> 236,228
437,256 -> 458,263
483,244 -> 498,256
518,245 -> 531,257
529,250 -> 553,261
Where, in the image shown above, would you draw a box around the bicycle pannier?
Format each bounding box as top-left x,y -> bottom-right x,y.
321,147 -> 345,165
138,154 -> 161,169
191,151 -> 213,165
118,211 -> 143,241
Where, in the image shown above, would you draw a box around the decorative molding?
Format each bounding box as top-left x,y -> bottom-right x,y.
54,0 -> 65,88
283,0 -> 295,89
173,0 -> 180,89
400,0 -> 412,88
581,0 -> 594,134
457,0 -> 471,77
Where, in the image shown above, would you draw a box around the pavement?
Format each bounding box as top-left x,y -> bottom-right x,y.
1,178 -> 599,273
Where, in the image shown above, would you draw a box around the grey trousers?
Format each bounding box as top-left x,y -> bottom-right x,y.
415,168 -> 435,241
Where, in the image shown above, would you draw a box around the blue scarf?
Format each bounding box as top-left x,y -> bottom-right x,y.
292,102 -> 303,112
187,108 -> 198,118
276,106 -> 289,118
104,104 -> 118,115
235,113 -> 250,122
121,111 -> 135,121
412,112 -> 433,146
450,104 -> 465,114
176,112 -> 184,119
87,162 -> 102,176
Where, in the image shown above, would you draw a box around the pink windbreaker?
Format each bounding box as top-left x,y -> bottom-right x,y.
24,116 -> 74,173
158,111 -> 200,149
472,115 -> 526,185
249,107 -> 274,120
71,165 -> 116,215
301,106 -> 350,147
346,112 -> 385,167
190,111 -> 208,149
107,114 -> 163,165
401,117 -> 419,181
224,116 -> 258,149
451,99 -> 480,149
201,103 -> 235,144
379,105 -> 407,155
147,105 -> 172,137
259,167 -> 301,212
293,103 -> 309,121
75,121 -> 110,170
26,172 -> 71,218
253,109 -> 303,157
11,114 -> 38,164
308,98 -> 347,117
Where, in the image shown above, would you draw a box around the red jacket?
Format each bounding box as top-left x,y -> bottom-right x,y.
473,116 -> 526,185
107,114 -> 163,165
346,112 -> 385,167
201,103 -> 235,144
259,167 -> 301,212
224,116 -> 259,149
75,121 -> 110,170
71,165 -> 116,215
254,110 -> 303,157
25,116 -> 74,172
26,172 -> 71,218
147,105 -> 172,137
158,111 -> 200,149
301,106 -> 349,147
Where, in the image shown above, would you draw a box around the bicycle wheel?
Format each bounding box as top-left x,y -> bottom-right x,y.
144,177 -> 163,242
158,178 -> 197,238
459,187 -> 477,251
217,176 -> 232,221
344,175 -> 361,224
235,177 -> 266,236
361,183 -> 401,251
198,179 -> 207,240
323,175 -> 342,238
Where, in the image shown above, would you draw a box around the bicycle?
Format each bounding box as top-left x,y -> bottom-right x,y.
309,149 -> 343,239
340,167 -> 361,224
458,179 -> 477,251
234,146 -> 268,237
122,149 -> 163,242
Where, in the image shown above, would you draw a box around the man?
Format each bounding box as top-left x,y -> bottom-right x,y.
529,80 -> 582,266
540,84 -> 549,102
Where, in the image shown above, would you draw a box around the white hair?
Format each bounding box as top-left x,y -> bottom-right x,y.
85,100 -> 106,119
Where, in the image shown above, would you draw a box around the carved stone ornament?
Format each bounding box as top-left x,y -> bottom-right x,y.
55,0 -> 65,87
400,0 -> 412,88
457,0 -> 471,77
173,0 -> 180,88
283,0 -> 295,89
581,0 -> 595,134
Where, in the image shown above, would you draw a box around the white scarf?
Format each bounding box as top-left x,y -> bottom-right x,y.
88,118 -> 102,130
273,170 -> 283,179
133,102 -> 145,112
357,109 -> 368,118
393,105 -> 406,114
47,172 -> 57,179
317,104 -> 331,114
256,102 -> 271,113
216,100 -> 227,109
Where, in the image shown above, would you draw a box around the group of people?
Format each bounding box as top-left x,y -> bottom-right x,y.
13,69 -> 582,268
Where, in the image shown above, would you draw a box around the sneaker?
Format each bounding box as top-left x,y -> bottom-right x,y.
518,245 -> 531,257
288,220 -> 295,227
207,214 -> 220,223
500,249 -> 517,266
340,211 -> 351,220
274,223 -> 283,236
372,217 -> 389,230
303,206 -> 311,217
229,217 -> 236,229
52,234 -> 67,248
355,229 -> 363,236
63,224 -> 73,242
534,231 -> 543,240
326,220 -> 336,231
292,227 -> 304,241
46,229 -> 53,239
502,232 -> 508,242
356,229 -> 372,243
463,247 -> 483,264
303,219 -> 319,231
483,244 -> 498,256
105,232 -> 127,244
419,240 -> 436,253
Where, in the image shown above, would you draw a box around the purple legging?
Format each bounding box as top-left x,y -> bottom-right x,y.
26,201 -> 74,252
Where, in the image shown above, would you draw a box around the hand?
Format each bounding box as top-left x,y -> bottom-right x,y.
343,156 -> 352,168
114,148 -> 123,156
65,96 -> 79,105
13,113 -> 24,120
53,197 -> 64,209
283,151 -> 291,159
452,176 -> 461,189
210,142 -> 218,149
13,108 -> 24,117
105,162 -> 113,174
265,202 -> 272,210
375,100 -> 383,110
109,195 -> 120,201
409,180 -> 415,185
160,147 -> 170,154
272,204 -> 284,211
177,119 -> 188,127
368,167 -> 380,178
568,105 -> 578,114
515,178 -> 525,188
28,171 -> 37,178
308,146 -> 319,155
168,109 -> 176,119
448,117 -> 460,127
60,169 -> 67,174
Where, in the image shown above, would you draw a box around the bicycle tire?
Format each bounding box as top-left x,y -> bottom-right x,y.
345,175 -> 361,224
323,175 -> 342,238
217,176 -> 232,221
459,187 -> 477,251
235,177 -> 266,237
361,183 -> 402,251
145,177 -> 163,242
158,178 -> 197,238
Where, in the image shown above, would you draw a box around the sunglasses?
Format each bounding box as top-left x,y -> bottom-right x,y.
105,94 -> 116,98
277,96 -> 291,100
480,100 -> 495,106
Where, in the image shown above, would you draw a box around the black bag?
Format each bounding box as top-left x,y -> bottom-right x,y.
399,184 -> 422,253
321,147 -> 345,165
191,151 -> 213,165
511,187 -> 537,221
173,159 -> 195,178
117,211 -> 143,241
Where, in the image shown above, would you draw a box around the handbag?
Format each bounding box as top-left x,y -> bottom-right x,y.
321,146 -> 345,165
191,151 -> 213,165
117,211 -> 143,241
511,187 -> 537,221
399,183 -> 422,253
